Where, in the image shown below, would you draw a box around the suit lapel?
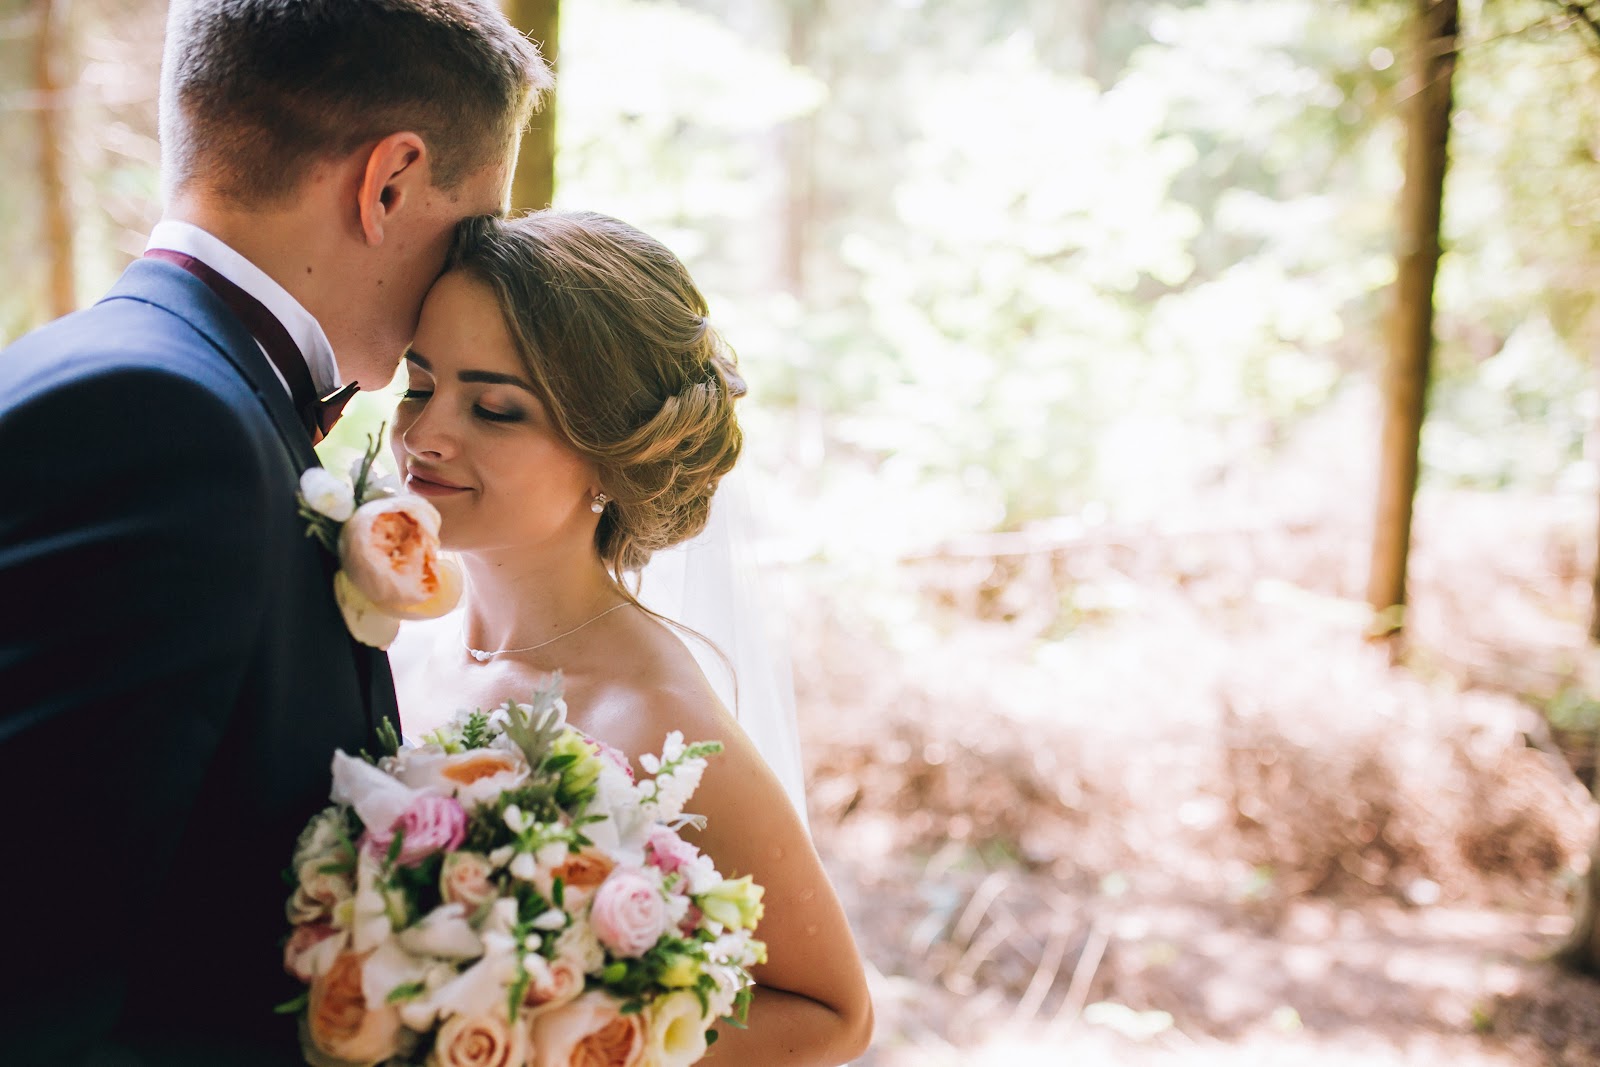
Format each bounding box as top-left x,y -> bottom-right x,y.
101,259 -> 401,739
100,258 -> 318,472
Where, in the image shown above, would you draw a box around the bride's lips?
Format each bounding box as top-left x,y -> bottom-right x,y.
405,470 -> 471,498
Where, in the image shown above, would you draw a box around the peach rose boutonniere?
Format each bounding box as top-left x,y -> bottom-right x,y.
299,429 -> 462,649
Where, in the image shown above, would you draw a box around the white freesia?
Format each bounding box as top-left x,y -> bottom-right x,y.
644,989 -> 711,1067
396,903 -> 484,960
300,467 -> 357,522
425,930 -> 522,1022
362,939 -> 433,1011
330,750 -> 426,836
350,852 -> 395,954
582,758 -> 650,866
554,914 -> 606,975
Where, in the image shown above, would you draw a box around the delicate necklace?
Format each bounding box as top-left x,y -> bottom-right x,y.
463,602 -> 630,663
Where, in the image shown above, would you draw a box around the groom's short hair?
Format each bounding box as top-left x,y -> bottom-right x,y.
159,0 -> 550,204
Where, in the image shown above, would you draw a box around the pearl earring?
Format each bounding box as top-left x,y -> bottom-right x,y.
590,493 -> 609,514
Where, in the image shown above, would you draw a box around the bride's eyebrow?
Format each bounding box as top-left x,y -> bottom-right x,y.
458,369 -> 537,393
404,349 -> 535,393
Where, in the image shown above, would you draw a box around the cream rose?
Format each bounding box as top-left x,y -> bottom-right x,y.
338,495 -> 462,620
288,860 -> 355,924
522,955 -> 585,1018
528,991 -> 645,1067
643,990 -> 711,1067
441,851 -> 497,911
304,951 -> 404,1066
430,1010 -> 529,1067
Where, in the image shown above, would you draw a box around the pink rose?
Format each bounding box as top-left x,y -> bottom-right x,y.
441,851 -> 496,910
589,868 -> 668,958
591,739 -> 634,782
363,794 -> 467,867
643,827 -> 700,876
528,991 -> 645,1067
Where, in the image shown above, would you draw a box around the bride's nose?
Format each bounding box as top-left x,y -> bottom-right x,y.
398,400 -> 457,460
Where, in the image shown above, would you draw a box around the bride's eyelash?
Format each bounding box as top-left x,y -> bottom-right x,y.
397,388 -> 432,401
473,405 -> 523,424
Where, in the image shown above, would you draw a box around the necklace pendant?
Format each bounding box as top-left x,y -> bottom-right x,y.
469,648 -> 495,663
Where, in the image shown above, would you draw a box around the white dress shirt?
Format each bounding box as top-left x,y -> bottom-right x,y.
145,220 -> 342,400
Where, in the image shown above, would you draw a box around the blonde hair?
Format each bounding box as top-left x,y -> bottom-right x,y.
448,211 -> 746,582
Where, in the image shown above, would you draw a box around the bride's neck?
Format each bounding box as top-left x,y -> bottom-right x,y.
457,542 -> 624,652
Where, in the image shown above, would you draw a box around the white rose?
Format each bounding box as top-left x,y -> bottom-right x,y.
338,496 -> 462,620
300,467 -> 356,522
643,990 -> 711,1067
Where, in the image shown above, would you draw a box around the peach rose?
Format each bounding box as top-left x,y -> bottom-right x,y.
538,848 -> 616,905
338,496 -> 462,619
394,748 -> 530,809
430,1010 -> 529,1067
304,951 -> 403,1065
528,992 -> 645,1067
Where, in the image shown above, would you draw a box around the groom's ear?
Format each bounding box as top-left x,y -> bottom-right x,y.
355,131 -> 429,246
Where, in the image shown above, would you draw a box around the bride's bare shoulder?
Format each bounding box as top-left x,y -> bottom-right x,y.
577,613 -> 738,761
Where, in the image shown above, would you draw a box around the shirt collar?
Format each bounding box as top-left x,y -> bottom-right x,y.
145,219 -> 342,399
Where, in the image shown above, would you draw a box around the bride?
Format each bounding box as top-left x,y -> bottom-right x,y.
387,211 -> 872,1065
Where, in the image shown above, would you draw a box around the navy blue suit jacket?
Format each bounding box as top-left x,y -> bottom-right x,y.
0,259 -> 399,1064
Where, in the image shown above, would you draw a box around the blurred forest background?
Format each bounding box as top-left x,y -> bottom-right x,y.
10,0 -> 1600,1062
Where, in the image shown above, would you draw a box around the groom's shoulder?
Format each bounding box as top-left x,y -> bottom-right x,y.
0,293 -> 262,446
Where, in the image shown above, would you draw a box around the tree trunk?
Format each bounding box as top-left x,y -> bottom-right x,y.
36,0 -> 74,320
1366,0 -> 1458,638
503,0 -> 557,212
780,0 -> 816,297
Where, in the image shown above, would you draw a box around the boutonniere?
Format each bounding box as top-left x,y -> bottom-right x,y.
297,428 -> 462,649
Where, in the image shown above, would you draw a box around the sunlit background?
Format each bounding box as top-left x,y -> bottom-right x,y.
8,0 -> 1600,1062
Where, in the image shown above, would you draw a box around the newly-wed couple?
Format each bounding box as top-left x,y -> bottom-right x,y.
0,1 -> 871,1064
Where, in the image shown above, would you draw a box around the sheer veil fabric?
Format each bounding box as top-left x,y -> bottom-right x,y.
635,471 -> 810,829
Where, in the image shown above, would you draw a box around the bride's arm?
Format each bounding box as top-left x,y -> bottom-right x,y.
619,691 -> 874,1066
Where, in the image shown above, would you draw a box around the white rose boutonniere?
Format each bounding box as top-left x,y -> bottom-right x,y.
299,428 -> 462,649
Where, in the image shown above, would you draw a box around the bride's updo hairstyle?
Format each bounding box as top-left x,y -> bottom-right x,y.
448,211 -> 746,579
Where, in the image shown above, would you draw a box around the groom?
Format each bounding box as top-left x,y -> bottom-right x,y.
0,1 -> 548,1062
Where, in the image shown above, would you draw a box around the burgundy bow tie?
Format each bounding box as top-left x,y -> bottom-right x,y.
143,248 -> 356,444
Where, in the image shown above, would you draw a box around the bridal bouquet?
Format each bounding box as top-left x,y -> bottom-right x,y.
281,680 -> 765,1067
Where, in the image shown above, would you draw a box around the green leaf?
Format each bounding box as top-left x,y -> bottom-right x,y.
620,1000 -> 644,1016
273,992 -> 309,1015
375,718 -> 402,758
705,1028 -> 719,1047
386,981 -> 427,1004
385,825 -> 407,868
